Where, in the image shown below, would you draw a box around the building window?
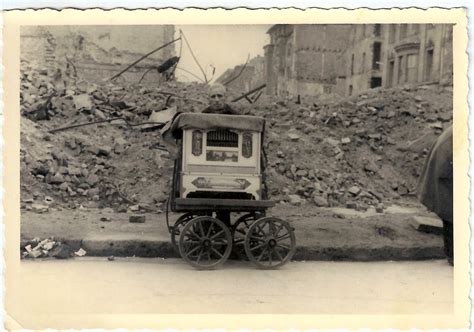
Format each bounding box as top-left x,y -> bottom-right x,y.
411,24 -> 420,35
350,54 -> 355,75
372,42 -> 382,70
389,25 -> 396,44
399,24 -> 408,40
349,85 -> 353,96
361,52 -> 366,73
425,48 -> 434,81
374,24 -> 381,37
397,55 -> 404,84
406,54 -> 418,82
371,77 -> 382,88
387,59 -> 395,87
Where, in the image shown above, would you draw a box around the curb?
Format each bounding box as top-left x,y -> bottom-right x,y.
21,238 -> 446,261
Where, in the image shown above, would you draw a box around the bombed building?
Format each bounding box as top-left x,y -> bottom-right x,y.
261,24 -> 453,98
343,24 -> 384,96
264,24 -> 351,98
20,26 -> 176,84
215,55 -> 265,92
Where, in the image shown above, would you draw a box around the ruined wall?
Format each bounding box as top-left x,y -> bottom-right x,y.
440,25 -> 453,85
264,44 -> 277,95
225,66 -> 256,92
293,25 -> 351,88
20,25 -> 176,85
21,27 -> 57,72
264,24 -> 350,98
215,55 -> 265,94
248,55 -> 266,89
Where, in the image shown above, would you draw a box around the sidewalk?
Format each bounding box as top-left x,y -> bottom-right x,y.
20,203 -> 445,261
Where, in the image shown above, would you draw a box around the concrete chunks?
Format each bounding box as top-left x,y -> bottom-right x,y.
22,238 -> 74,259
73,94 -> 93,110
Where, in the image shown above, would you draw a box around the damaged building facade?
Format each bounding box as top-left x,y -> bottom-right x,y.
264,24 -> 351,98
262,24 -> 453,98
344,24 -> 453,96
343,24 -> 384,96
20,26 -> 176,84
381,24 -> 453,89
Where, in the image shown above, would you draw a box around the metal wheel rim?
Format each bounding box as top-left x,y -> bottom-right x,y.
171,213 -> 194,254
244,217 -> 296,269
179,216 -> 233,269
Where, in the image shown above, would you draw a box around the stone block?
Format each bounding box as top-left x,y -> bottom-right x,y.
346,201 -> 358,209
59,182 -> 69,191
129,215 -> 146,223
86,174 -> 99,186
348,186 -> 361,196
313,195 -> 328,207
341,137 -> 351,144
48,173 -> 65,184
288,194 -> 304,205
98,146 -> 112,157
412,216 -> 443,235
288,133 -> 300,141
325,138 -> 340,146
31,204 -> 49,213
73,94 -> 93,110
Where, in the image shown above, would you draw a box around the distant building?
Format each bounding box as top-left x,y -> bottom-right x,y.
344,24 -> 384,96
264,24 -> 351,98
260,24 -> 454,98
215,55 -> 265,92
344,24 -> 453,96
381,24 -> 453,88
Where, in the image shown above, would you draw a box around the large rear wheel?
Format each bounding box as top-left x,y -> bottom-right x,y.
178,216 -> 233,270
244,217 -> 296,269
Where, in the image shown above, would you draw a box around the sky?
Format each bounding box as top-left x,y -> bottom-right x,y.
174,25 -> 271,83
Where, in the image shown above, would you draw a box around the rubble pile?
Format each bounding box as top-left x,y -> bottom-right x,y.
20,62 -> 207,213
250,84 -> 453,210
20,61 -> 452,213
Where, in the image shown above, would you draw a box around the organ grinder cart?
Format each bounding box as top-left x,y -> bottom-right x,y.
161,112 -> 296,269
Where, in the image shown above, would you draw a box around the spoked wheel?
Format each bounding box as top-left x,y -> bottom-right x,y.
232,212 -> 263,260
171,213 -> 195,254
179,216 -> 233,270
244,217 -> 296,269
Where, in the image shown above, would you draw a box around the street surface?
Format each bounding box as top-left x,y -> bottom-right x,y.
8,258 -> 453,327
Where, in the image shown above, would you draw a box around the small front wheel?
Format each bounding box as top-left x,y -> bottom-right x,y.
232,212 -> 263,260
178,216 -> 233,270
171,213 -> 195,254
244,217 -> 296,269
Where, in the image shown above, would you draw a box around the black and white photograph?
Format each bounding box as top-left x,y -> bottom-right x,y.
3,8 -> 470,330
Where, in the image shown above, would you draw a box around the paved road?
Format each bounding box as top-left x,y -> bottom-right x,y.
7,258 -> 453,329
